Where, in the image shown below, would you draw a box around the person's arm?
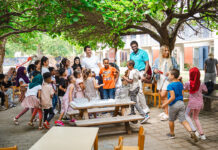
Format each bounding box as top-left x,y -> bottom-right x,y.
79,82 -> 85,91
97,62 -> 102,69
59,85 -> 66,92
204,63 -> 207,73
122,76 -> 133,84
161,90 -> 175,108
19,81 -> 28,87
68,85 -> 74,102
144,61 -> 149,74
92,78 -> 103,89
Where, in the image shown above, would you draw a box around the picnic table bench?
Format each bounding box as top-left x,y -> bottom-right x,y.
203,84 -> 218,111
70,99 -> 143,134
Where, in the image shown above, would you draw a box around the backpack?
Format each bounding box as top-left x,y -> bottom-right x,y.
205,81 -> 214,95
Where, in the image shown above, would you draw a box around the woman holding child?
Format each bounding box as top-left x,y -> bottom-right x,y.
152,45 -> 179,121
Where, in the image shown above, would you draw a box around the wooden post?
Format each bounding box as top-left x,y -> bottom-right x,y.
83,109 -> 89,119
94,134 -> 98,150
113,106 -> 120,117
125,122 -> 132,134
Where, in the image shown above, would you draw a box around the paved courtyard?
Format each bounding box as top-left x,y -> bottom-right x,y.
1,100 -> 218,150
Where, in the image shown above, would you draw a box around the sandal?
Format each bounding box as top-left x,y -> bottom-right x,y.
28,122 -> 34,127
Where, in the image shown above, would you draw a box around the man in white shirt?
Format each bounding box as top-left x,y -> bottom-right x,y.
81,45 -> 103,99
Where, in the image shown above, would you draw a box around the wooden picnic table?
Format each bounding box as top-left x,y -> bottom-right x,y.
29,127 -> 99,150
70,99 -> 135,119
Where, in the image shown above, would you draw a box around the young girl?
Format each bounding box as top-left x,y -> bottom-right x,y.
72,57 -> 82,71
16,66 -> 30,102
23,74 -> 43,130
83,69 -> 103,101
32,60 -> 41,78
184,67 -> 208,140
74,70 -> 85,98
60,58 -> 73,77
41,56 -> 49,75
55,75 -> 75,126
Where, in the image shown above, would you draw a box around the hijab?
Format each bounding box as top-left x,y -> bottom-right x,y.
16,66 -> 30,87
189,67 -> 200,94
29,74 -> 43,89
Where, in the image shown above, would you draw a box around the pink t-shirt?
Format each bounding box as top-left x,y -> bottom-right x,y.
184,82 -> 208,110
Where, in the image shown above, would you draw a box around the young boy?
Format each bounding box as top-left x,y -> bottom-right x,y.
3,75 -> 16,107
0,74 -> 6,110
122,60 -> 150,124
99,58 -> 118,99
49,67 -> 58,113
41,72 -> 55,129
161,69 -> 198,142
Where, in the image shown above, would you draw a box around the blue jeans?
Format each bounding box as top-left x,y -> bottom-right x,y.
52,94 -> 58,110
95,76 -> 104,99
103,88 -> 115,99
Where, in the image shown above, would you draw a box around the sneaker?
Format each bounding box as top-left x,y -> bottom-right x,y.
54,120 -> 64,126
70,119 -> 76,123
190,131 -> 198,142
0,106 -> 7,111
200,135 -> 206,140
160,114 -> 168,121
166,133 -> 175,139
43,122 -> 50,129
28,122 -> 34,127
128,112 -> 136,115
195,131 -> 200,138
141,114 -> 150,124
13,118 -> 19,125
158,112 -> 165,117
53,109 -> 58,114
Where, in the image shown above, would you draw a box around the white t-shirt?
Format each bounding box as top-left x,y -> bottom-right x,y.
129,69 -> 140,91
41,67 -> 49,76
25,85 -> 42,97
81,55 -> 100,76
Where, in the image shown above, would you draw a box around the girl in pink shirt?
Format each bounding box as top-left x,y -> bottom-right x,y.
184,67 -> 208,140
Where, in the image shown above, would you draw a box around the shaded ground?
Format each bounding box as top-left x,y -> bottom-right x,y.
1,100 -> 218,150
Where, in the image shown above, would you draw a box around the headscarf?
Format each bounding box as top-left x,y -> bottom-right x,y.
72,56 -> 82,71
16,66 -> 30,87
29,74 -> 43,89
189,67 -> 200,94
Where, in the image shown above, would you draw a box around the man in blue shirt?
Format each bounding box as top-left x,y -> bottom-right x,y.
130,41 -> 149,76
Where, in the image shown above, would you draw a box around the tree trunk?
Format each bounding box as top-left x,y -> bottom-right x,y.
0,38 -> 7,73
160,37 -> 175,54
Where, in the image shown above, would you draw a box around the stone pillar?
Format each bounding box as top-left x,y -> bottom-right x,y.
178,44 -> 185,72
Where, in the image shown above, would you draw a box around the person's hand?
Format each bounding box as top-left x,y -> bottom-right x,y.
154,69 -> 159,74
122,76 -> 127,80
161,103 -> 167,108
100,84 -> 104,87
165,72 -> 169,77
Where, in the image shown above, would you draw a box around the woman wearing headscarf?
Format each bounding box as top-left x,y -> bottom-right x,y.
16,66 -> 30,102
184,67 -> 208,140
152,45 -> 179,121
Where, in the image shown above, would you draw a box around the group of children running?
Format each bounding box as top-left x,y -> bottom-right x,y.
0,55 -> 208,142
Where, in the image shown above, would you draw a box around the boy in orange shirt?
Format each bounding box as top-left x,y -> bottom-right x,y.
99,58 -> 118,99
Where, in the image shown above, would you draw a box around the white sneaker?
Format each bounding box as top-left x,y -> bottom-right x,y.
141,114 -> 150,124
200,135 -> 206,140
160,114 -> 168,121
159,112 -> 165,117
53,109 -> 58,114
195,131 -> 200,138
13,118 -> 19,125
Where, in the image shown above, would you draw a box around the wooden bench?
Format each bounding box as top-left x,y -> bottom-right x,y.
203,84 -> 218,111
67,107 -> 115,117
143,83 -> 160,107
75,115 -> 144,134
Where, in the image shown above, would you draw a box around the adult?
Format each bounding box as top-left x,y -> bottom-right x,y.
72,56 -> 82,71
153,45 -> 179,121
130,41 -> 150,114
204,53 -> 218,83
130,41 -> 150,78
81,45 -> 103,99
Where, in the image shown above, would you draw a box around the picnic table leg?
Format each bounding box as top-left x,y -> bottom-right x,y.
113,106 -> 120,117
83,109 -> 89,119
94,134 -> 98,150
121,106 -> 126,116
79,110 -> 84,119
125,122 -> 132,134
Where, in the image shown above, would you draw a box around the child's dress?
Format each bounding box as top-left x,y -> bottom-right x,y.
75,79 -> 85,98
84,77 -> 99,100
184,82 -> 208,110
61,84 -> 74,114
21,85 -> 42,108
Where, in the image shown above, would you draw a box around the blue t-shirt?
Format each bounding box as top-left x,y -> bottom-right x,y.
130,49 -> 149,71
167,82 -> 183,106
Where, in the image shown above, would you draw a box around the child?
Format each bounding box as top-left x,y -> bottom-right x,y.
184,67 -> 208,140
3,75 -> 16,107
58,68 -> 67,99
74,70 -> 85,98
72,56 -> 82,71
49,67 -> 58,112
0,74 -> 6,110
7,67 -> 16,86
22,74 -> 43,129
161,69 -> 198,142
55,75 -> 75,126
16,66 -> 30,102
32,60 -> 41,78
60,58 -> 73,76
122,60 -> 149,124
99,58 -> 118,99
41,72 -> 55,129
83,69 -> 103,101
41,56 -> 49,75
